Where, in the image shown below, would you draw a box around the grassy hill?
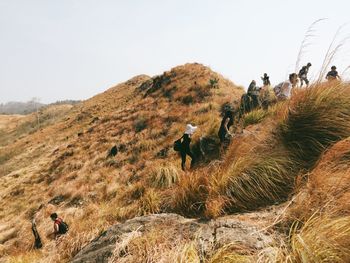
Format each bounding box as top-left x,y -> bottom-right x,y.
0,63 -> 349,262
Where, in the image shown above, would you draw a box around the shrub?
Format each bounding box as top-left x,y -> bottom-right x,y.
134,117 -> 148,133
181,95 -> 194,105
209,78 -> 219,88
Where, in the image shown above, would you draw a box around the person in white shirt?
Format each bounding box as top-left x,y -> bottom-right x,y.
274,73 -> 298,101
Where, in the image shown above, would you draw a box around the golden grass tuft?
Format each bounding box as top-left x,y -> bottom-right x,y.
279,82 -> 350,167
289,215 -> 350,263
242,109 -> 269,128
209,147 -> 299,213
138,189 -> 162,215
170,173 -> 209,217
150,164 -> 180,189
207,244 -> 253,263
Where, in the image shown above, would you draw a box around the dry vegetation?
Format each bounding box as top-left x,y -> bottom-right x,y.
1,64 -> 350,262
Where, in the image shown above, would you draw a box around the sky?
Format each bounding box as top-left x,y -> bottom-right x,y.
1,0 -> 350,104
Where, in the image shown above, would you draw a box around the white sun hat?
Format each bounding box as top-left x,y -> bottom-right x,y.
184,124 -> 198,135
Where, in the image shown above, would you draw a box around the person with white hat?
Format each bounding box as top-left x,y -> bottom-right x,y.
180,124 -> 197,171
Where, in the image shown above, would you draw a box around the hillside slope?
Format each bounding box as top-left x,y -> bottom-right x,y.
0,63 -> 243,262
1,64 -> 350,262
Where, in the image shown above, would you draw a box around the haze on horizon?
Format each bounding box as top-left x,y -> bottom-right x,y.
1,0 -> 350,104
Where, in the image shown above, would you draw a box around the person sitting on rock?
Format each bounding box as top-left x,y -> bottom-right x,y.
50,213 -> 69,239
298,62 -> 312,87
180,124 -> 197,171
326,66 -> 341,81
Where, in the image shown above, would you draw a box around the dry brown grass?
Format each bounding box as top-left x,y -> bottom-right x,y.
288,138 -> 350,221
4,64 -> 350,262
287,215 -> 350,262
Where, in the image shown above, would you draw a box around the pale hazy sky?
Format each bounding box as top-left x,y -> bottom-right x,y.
1,0 -> 350,103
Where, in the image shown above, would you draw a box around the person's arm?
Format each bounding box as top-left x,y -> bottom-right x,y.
54,222 -> 59,237
224,118 -> 231,134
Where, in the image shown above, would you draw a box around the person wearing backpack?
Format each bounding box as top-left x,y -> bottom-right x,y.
175,124 -> 197,171
218,109 -> 235,144
50,213 -> 69,239
298,62 -> 312,87
247,80 -> 261,109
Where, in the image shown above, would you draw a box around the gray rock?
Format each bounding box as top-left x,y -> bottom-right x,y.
71,213 -> 276,263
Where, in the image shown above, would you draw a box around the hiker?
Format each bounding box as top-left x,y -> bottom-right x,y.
261,73 -> 271,86
326,66 -> 341,81
50,213 -> 69,239
247,80 -> 261,109
298,62 -> 312,87
274,73 -> 298,101
259,85 -> 275,110
179,124 -> 197,171
218,109 -> 235,144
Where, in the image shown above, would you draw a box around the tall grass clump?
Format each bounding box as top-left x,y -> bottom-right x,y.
170,173 -> 209,217
288,215 -> 350,262
279,82 -> 350,167
207,244 -> 253,263
242,109 -> 269,128
209,148 -> 298,213
150,164 -> 179,188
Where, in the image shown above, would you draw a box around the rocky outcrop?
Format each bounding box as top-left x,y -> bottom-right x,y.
71,213 -> 276,263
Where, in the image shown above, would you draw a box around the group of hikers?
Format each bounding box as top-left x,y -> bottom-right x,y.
176,65 -> 342,170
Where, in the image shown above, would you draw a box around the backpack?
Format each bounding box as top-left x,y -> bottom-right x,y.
273,82 -> 283,96
173,138 -> 183,152
56,219 -> 69,234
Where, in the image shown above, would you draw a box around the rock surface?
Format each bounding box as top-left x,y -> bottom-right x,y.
71,213 -> 276,263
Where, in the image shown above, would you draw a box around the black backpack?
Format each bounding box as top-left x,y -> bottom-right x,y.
173,138 -> 183,152
57,220 -> 69,234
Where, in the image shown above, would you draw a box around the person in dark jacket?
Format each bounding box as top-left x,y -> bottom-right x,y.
261,73 -> 271,86
326,66 -> 341,81
180,124 -> 197,171
298,62 -> 312,87
247,80 -> 261,109
218,110 -> 235,143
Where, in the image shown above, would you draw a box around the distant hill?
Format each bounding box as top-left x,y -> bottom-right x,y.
0,100 -> 81,115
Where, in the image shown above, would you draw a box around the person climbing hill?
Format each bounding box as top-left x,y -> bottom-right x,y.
274,73 -> 298,101
179,124 -> 197,171
259,85 -> 276,110
50,213 -> 69,239
326,66 -> 341,81
247,80 -> 261,109
261,73 -> 271,86
218,109 -> 235,145
298,62 -> 312,87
